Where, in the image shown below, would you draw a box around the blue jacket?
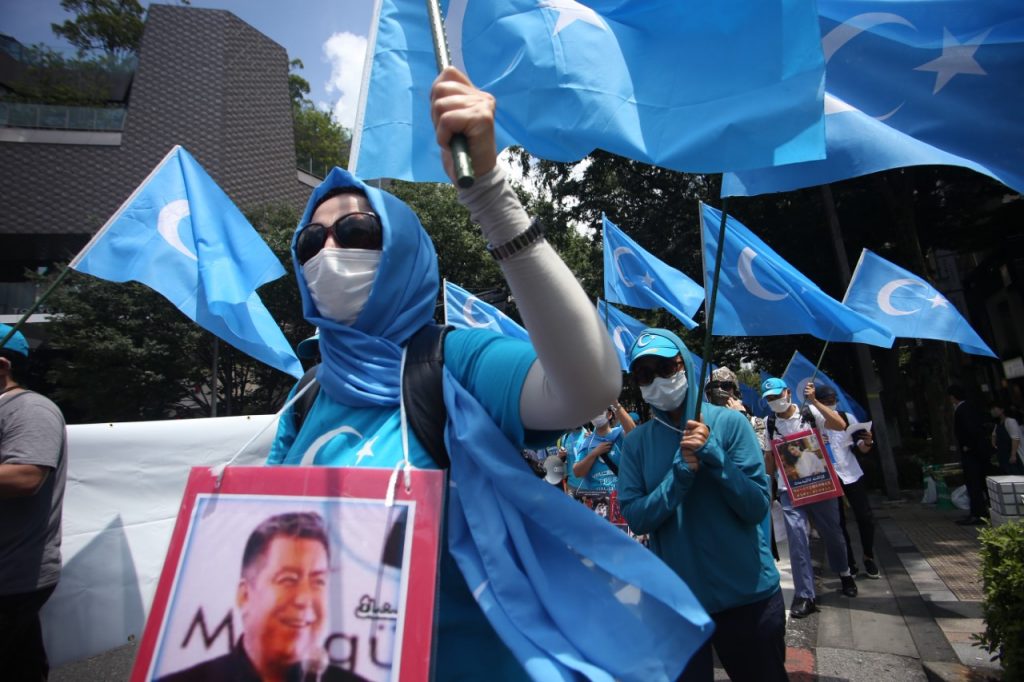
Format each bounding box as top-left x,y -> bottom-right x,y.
617,329 -> 779,614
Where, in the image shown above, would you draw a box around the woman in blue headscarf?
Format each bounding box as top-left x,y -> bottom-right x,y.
268,68 -> 713,681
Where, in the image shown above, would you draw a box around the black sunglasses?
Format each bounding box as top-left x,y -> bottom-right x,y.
631,355 -> 683,387
296,212 -> 383,265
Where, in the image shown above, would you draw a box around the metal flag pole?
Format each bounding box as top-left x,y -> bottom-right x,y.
0,266 -> 74,349
425,0 -> 475,188
694,197 -> 730,422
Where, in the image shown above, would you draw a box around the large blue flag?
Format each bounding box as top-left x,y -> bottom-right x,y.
723,1 -> 1024,197
598,299 -> 646,371
444,280 -> 529,340
699,203 -> 894,348
783,350 -> 869,422
844,249 -> 997,358
603,215 -> 703,330
351,0 -> 826,182
70,146 -> 302,378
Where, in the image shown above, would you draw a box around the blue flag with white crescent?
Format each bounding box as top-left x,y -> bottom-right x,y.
444,280 -> 529,340
598,299 -> 646,371
70,146 -> 302,378
723,1 -> 1024,197
351,0 -> 826,182
603,215 -> 703,330
844,249 -> 997,358
700,203 -> 894,348
783,350 -> 869,422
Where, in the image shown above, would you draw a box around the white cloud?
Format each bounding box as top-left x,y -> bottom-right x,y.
322,31 -> 368,130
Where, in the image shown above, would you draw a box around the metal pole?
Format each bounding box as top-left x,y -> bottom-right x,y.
820,185 -> 900,499
694,197 -> 730,422
424,0 -> 475,188
210,337 -> 219,418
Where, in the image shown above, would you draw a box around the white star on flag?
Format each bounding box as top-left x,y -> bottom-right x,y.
914,27 -> 992,94
538,0 -> 609,36
927,293 -> 950,308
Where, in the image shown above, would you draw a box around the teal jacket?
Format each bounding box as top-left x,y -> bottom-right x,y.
617,329 -> 779,614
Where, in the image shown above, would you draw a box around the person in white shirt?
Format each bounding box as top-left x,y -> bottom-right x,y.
817,386 -> 879,580
990,401 -> 1024,475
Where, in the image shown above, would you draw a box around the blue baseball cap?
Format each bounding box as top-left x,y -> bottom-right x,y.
628,331 -> 680,367
0,324 -> 29,357
760,377 -> 788,398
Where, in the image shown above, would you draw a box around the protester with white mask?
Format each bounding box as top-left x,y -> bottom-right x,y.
618,329 -> 785,682
571,403 -> 635,492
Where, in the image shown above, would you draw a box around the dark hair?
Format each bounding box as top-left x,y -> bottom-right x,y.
311,186 -> 367,215
947,385 -> 967,401
0,349 -> 29,384
241,512 -> 330,577
815,385 -> 838,404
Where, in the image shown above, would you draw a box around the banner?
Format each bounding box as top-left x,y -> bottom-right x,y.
771,428 -> 843,507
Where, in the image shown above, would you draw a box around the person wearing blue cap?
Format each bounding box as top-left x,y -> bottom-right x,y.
761,376 -> 857,617
0,323 -> 69,680
264,66 -> 720,681
617,328 -> 785,682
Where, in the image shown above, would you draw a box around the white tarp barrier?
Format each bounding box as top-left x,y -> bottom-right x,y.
39,414 -> 278,666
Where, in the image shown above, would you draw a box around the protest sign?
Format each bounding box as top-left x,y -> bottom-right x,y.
771,429 -> 843,507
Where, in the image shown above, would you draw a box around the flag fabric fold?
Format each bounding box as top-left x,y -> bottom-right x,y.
843,249 -> 997,358
71,146 -> 302,378
598,299 -> 647,372
699,203 -> 894,348
603,215 -> 703,330
782,350 -> 869,422
352,0 -> 826,182
723,1 -> 1024,196
444,280 -> 529,340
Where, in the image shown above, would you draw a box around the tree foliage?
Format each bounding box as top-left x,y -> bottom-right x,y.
289,59 -> 350,178
51,0 -> 145,59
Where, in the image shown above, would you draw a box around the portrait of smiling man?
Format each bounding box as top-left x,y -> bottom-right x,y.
158,512 -> 367,682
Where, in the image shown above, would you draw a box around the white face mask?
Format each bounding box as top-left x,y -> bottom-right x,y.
302,248 -> 380,325
767,396 -> 791,413
592,413 -> 610,429
640,369 -> 688,411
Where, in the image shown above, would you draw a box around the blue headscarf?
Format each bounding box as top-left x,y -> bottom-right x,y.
293,168 -> 438,406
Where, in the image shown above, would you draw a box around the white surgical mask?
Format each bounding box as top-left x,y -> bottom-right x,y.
302,248 -> 380,325
640,370 -> 688,411
592,413 -> 610,429
767,397 -> 791,413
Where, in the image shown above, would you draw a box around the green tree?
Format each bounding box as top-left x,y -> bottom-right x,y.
289,59 -> 350,178
51,0 -> 145,59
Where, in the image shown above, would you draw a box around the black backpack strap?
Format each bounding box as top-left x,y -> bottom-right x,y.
767,413 -> 776,441
402,324 -> 452,469
598,450 -> 619,476
292,364 -> 321,432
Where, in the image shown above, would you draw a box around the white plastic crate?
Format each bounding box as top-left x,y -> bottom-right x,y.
986,475 -> 1024,517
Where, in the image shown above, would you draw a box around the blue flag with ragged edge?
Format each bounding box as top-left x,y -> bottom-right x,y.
739,382 -> 770,418
843,249 -> 997,358
598,299 -> 646,371
351,0 -> 826,182
699,203 -> 894,348
783,350 -> 869,422
723,1 -> 1024,197
442,372 -> 713,680
603,215 -> 703,330
444,280 -> 529,340
70,146 -> 302,378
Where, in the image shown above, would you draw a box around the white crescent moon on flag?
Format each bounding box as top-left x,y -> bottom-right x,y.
821,13 -> 916,121
300,425 -> 363,466
446,0 -> 469,73
877,278 -> 926,316
737,247 -> 787,301
462,296 -> 496,329
157,199 -> 198,261
613,247 -> 638,288
612,325 -> 628,353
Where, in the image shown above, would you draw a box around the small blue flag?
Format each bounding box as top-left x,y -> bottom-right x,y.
352,0 -> 826,182
699,203 -> 894,348
844,249 -> 996,358
598,299 -> 647,372
70,146 -> 302,378
738,382 -> 770,419
782,350 -> 868,422
603,215 -> 703,330
723,2 -> 1024,197
444,280 -> 529,340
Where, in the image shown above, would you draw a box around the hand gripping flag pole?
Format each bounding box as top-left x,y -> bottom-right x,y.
425,0 -> 474,188
693,197 -> 730,423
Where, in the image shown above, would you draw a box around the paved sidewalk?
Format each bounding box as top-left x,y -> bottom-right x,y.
768,494 -> 1004,682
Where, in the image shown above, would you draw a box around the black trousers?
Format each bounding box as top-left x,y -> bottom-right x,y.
0,584 -> 57,681
838,476 -> 875,567
960,449 -> 989,518
678,588 -> 787,682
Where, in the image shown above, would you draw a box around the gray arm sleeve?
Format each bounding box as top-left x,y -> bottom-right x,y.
458,166 -> 621,431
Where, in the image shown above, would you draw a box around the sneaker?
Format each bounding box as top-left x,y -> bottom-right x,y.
790,597 -> 819,619
849,564 -> 859,576
863,558 -> 880,579
840,574 -> 858,597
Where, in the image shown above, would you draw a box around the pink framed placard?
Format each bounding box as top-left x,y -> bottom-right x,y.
771,429 -> 843,507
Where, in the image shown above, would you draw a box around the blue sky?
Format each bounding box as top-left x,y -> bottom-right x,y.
0,0 -> 375,129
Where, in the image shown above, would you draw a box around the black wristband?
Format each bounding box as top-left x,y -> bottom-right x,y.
486,217 -> 546,261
